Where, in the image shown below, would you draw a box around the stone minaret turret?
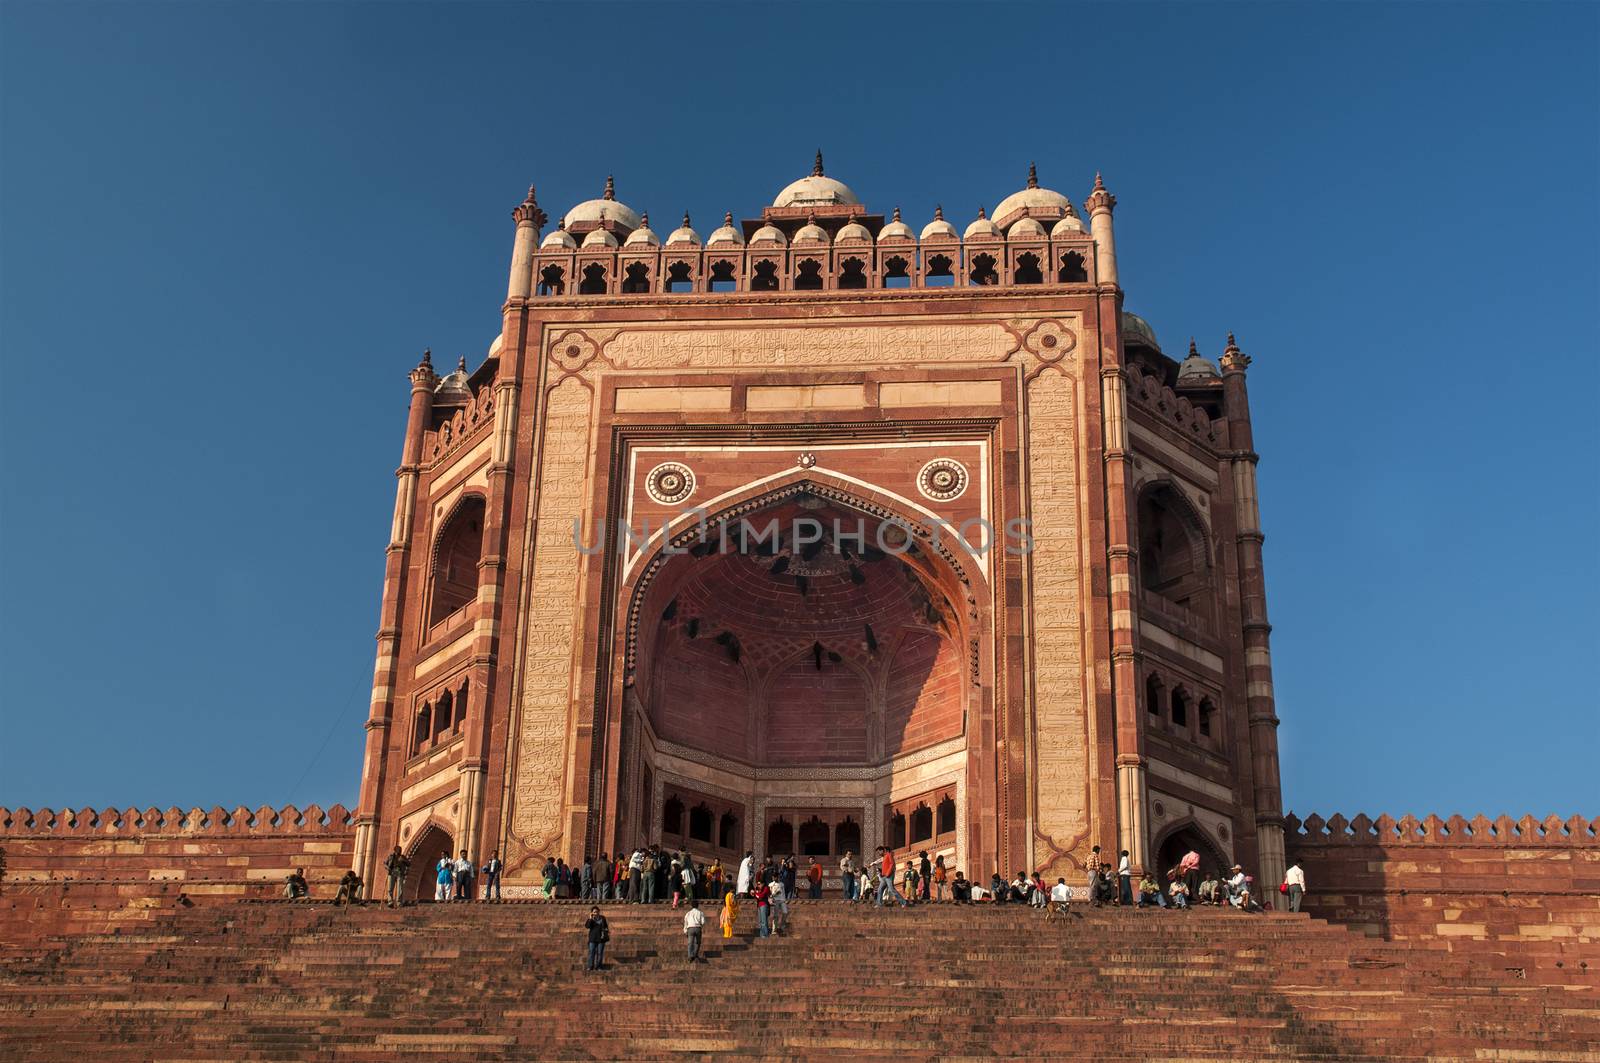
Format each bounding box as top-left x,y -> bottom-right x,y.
506,185 -> 545,302
1220,333 -> 1287,907
1085,173 -> 1118,287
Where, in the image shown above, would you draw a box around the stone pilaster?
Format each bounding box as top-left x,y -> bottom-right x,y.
353,351 -> 437,884
1220,334 -> 1286,907
506,186 -> 544,303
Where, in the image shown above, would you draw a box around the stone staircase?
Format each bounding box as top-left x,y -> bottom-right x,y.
2,898 -> 1597,1061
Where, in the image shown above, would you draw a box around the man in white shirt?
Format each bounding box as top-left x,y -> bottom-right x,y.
1047,877 -> 1071,920
1284,860 -> 1306,912
682,900 -> 706,963
736,851 -> 754,896
1226,864 -> 1252,910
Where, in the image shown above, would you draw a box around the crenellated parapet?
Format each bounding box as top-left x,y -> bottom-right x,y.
424,375 -> 496,465
1285,811 -> 1599,846
1124,365 -> 1221,446
0,803 -> 355,836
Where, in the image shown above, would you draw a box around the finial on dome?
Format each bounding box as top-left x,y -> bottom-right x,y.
682,211 -> 691,228
1027,162 -> 1039,189
1189,337 -> 1199,357
724,211 -> 734,227
640,211 -> 649,228
1225,332 -> 1238,351
603,175 -> 616,201
977,205 -> 987,219
892,205 -> 901,221
457,356 -> 468,372
934,204 -> 944,220
421,348 -> 432,367
1094,172 -> 1105,191
813,149 -> 825,177
807,209 -> 817,223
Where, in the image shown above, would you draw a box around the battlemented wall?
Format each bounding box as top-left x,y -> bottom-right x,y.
1285,812 -> 1600,989
0,805 -> 356,946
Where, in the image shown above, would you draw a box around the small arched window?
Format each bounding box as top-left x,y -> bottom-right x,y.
433,689 -> 453,740
1170,687 -> 1190,729
1198,697 -> 1217,739
798,816 -> 830,856
708,259 -> 738,293
968,253 -> 998,286
1145,672 -> 1164,717
1013,252 -> 1043,285
838,257 -> 867,290
665,261 -> 693,293
621,262 -> 651,294
909,803 -> 933,843
888,811 -> 907,850
794,259 -> 824,291
1058,251 -> 1087,283
882,255 -> 911,288
688,804 -> 713,843
750,259 -> 780,291
662,795 -> 684,837
537,265 -> 565,296
719,811 -> 740,851
413,703 -> 431,753
578,263 -> 607,295
1138,484 -> 1213,629
925,254 -> 954,287
428,496 -> 486,627
835,816 -> 861,855
454,679 -> 469,730
935,795 -> 956,836
767,816 -> 793,855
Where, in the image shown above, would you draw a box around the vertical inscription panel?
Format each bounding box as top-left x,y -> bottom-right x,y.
510,376 -> 592,851
1027,366 -> 1088,866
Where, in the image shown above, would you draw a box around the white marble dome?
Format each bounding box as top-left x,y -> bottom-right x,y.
541,228 -> 577,250
994,164 -> 1075,226
1177,346 -> 1221,383
581,227 -> 618,249
964,209 -> 1001,240
1008,216 -> 1047,239
1051,215 -> 1086,236
707,212 -> 744,246
878,207 -> 914,242
919,207 -> 957,241
773,150 -> 861,209
835,216 -> 871,242
793,219 -> 830,244
1122,312 -> 1161,353
750,223 -> 787,246
561,176 -> 642,232
666,214 -> 701,247
625,215 -> 660,246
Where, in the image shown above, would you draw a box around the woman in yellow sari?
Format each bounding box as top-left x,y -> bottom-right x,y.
720,890 -> 740,939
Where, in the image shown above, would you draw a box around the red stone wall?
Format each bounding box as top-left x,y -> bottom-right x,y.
884,630 -> 965,754
766,656 -> 870,764
0,804 -> 355,947
1285,812 -> 1600,989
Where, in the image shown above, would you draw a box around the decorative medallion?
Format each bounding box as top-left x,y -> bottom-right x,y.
916,458 -> 969,502
645,461 -> 696,505
796,452 -> 818,469
1152,800 -> 1166,818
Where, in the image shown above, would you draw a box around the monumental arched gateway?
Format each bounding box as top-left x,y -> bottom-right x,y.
351,159 -> 1289,900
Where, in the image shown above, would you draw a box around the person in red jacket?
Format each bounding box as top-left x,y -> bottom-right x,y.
753,881 -> 773,937
876,847 -> 908,907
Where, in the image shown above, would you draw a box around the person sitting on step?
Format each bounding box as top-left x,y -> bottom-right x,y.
1226,864 -> 1253,911
1198,871 -> 1222,906
334,869 -> 363,906
1047,876 -> 1071,920
1136,872 -> 1165,908
988,871 -> 1007,903
284,867 -> 309,900
1168,872 -> 1190,910
950,870 -> 971,903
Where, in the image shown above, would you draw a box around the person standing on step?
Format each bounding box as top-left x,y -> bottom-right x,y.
1117,850 -> 1133,906
737,850 -> 754,897
578,855 -> 592,903
769,873 -> 789,934
782,855 -> 798,901
1284,860 -> 1306,913
541,855 -> 558,901
721,890 -> 740,939
670,853 -> 684,909
482,851 -> 503,903
753,879 -> 772,937
1087,845 -> 1102,901
591,852 -> 611,903
918,851 -> 933,902
584,906 -> 610,971
932,855 -> 948,902
455,850 -> 475,901
681,856 -> 698,908
642,847 -> 661,904
683,899 -> 706,963
436,856 -> 454,902
838,851 -> 856,902
627,846 -> 645,902
807,857 -> 823,900
903,860 -> 920,903
384,846 -> 408,908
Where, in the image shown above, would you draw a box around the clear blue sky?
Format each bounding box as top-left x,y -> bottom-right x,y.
2,3 -> 1595,819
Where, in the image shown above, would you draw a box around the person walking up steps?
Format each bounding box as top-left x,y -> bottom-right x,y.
754,880 -> 772,937
584,907 -> 609,971
721,890 -> 740,939
683,900 -> 706,963
1284,860 -> 1306,913
383,846 -> 408,908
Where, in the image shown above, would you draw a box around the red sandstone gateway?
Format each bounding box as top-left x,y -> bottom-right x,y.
350,157 -> 1290,905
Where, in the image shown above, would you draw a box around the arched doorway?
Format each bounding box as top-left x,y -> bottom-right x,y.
611,478 -> 986,869
406,823 -> 454,902
1152,822 -> 1230,881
